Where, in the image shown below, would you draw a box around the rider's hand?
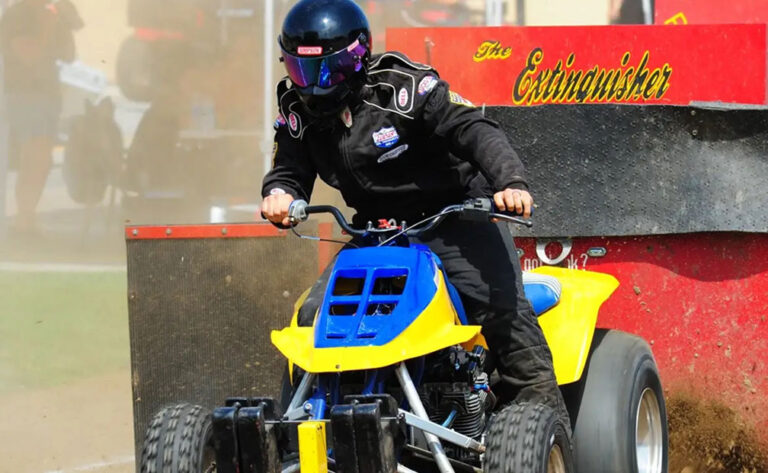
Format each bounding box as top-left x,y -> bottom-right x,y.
494,188 -> 533,218
261,193 -> 295,227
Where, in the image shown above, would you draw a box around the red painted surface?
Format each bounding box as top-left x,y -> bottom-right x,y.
125,223 -> 286,240
386,25 -> 768,105
656,0 -> 768,25
516,233 -> 768,438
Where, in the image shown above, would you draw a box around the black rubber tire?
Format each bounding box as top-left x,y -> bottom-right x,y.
140,403 -> 215,473
484,402 -> 575,473
570,329 -> 668,473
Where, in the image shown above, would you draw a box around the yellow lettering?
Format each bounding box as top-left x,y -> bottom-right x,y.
664,12 -> 688,25
474,40 -> 513,62
511,49 -> 673,105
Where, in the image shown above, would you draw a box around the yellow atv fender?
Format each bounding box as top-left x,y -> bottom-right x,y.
532,266 -> 619,385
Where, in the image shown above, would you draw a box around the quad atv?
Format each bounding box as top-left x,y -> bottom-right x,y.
139,198 -> 668,473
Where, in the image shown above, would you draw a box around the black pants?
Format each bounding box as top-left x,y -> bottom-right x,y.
298,217 -> 570,426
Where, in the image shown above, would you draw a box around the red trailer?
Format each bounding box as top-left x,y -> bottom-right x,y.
388,24 -> 768,450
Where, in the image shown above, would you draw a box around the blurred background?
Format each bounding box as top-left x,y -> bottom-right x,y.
0,1 -> 651,472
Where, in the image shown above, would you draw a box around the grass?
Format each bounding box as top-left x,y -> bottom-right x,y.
0,271 -> 129,394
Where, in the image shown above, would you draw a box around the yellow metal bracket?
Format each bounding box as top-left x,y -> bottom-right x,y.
298,421 -> 328,473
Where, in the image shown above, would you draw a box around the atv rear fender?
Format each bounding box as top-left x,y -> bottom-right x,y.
532,267 -> 619,385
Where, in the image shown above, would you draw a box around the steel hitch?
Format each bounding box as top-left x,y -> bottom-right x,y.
212,397 -> 282,473
330,394 -> 401,473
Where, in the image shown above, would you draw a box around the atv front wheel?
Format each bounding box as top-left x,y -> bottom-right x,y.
140,403 -> 215,473
570,329 -> 668,473
484,402 -> 574,473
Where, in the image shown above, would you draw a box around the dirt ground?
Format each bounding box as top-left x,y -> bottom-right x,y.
0,370 -> 135,473
668,395 -> 768,473
2,369 -> 767,473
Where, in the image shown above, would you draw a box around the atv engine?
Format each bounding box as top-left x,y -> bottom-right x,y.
418,346 -> 496,447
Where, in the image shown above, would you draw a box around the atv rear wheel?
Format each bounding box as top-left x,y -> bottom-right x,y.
140,403 -> 215,473
484,402 -> 574,473
570,329 -> 668,473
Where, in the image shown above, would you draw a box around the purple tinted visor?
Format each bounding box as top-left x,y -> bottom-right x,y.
280,36 -> 367,88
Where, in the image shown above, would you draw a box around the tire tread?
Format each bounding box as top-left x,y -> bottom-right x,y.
140,403 -> 212,473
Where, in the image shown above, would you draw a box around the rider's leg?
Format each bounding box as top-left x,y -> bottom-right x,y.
420,217 -> 571,429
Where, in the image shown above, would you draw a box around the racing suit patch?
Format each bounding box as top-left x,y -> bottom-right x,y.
377,144 -> 409,163
274,113 -> 286,129
372,126 -> 400,148
449,91 -> 474,107
398,87 -> 409,108
418,76 -> 438,95
288,113 -> 299,132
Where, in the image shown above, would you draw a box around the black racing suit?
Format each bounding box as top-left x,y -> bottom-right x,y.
262,52 -> 569,424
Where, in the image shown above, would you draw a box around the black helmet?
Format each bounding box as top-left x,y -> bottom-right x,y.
279,0 -> 371,116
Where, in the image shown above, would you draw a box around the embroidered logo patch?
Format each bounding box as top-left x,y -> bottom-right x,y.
398,87 -> 409,108
377,144 -> 409,163
340,106 -> 353,128
288,113 -> 299,132
449,91 -> 474,107
372,126 -> 399,148
418,76 -> 438,95
274,113 -> 286,129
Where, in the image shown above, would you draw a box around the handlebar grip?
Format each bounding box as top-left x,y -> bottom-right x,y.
461,198 -> 533,227
288,199 -> 309,223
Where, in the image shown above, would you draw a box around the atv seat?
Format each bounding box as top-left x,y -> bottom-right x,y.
522,272 -> 562,316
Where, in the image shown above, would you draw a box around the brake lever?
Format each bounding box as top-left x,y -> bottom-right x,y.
489,213 -> 533,228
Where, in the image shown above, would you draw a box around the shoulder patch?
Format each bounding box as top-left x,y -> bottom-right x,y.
449,90 -> 475,108
418,75 -> 438,95
273,113 -> 287,130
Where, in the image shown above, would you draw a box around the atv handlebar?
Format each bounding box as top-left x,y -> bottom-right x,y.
288,202 -> 365,236
288,198 -> 532,241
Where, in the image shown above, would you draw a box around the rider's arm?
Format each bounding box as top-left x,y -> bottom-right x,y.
261,119 -> 317,202
420,79 -> 529,193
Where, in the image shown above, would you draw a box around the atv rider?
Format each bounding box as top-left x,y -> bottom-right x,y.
261,0 -> 570,429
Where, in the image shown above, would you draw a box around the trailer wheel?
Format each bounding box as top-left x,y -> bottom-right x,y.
570,329 -> 668,473
484,402 -> 574,473
140,403 -> 215,473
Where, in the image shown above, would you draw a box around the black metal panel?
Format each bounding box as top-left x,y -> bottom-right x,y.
127,227 -> 319,464
212,407 -> 239,473
486,104 -> 768,237
353,402 -> 397,473
330,404 -> 360,473
237,405 -> 281,473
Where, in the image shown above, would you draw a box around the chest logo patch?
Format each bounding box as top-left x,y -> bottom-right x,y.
418,76 -> 438,95
398,87 -> 409,108
372,126 -> 400,148
377,144 -> 409,163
